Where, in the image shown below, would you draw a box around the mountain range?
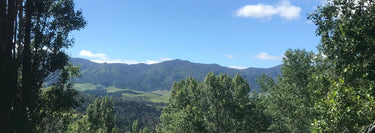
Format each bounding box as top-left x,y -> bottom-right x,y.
70,58 -> 281,92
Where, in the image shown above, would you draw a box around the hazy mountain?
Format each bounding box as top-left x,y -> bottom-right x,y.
70,58 -> 281,92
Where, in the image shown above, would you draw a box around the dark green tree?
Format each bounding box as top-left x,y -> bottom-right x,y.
0,0 -> 86,132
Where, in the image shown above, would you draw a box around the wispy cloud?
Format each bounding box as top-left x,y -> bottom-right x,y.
229,66 -> 248,69
80,50 -> 108,60
90,59 -> 172,65
235,0 -> 301,21
160,58 -> 173,61
254,52 -> 282,60
79,50 -> 173,65
226,54 -> 234,59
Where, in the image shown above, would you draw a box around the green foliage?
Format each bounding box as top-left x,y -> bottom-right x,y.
114,99 -> 161,133
158,73 -> 269,132
258,49 -> 317,132
35,64 -> 83,132
75,93 -> 161,133
68,96 -> 117,133
312,79 -> 375,132
132,120 -> 140,133
67,115 -> 91,133
310,0 -> 375,81
258,48 -> 375,132
130,120 -> 151,133
141,127 -> 151,133
308,0 -> 375,132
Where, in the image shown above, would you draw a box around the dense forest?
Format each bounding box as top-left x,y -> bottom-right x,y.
1,0 -> 375,132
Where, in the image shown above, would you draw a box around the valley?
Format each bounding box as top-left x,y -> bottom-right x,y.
70,57 -> 281,92
68,58 -> 282,132
69,57 -> 281,104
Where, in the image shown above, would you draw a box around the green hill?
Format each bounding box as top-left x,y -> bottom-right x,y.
70,58 -> 281,92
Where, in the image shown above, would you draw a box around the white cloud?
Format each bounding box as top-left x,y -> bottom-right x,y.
79,50 -> 107,60
229,66 -> 248,69
254,52 -> 282,60
226,54 -> 234,59
79,50 -> 173,65
90,59 -> 135,64
90,58 -> 173,65
160,58 -> 173,61
235,0 -> 301,21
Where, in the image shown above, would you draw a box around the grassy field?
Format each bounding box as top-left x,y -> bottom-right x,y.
74,83 -> 170,103
74,83 -> 102,91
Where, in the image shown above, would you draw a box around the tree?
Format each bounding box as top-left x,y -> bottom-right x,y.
257,49 -> 317,132
68,96 -> 117,133
87,96 -> 116,133
141,127 -> 151,133
158,73 -> 268,132
158,78 -> 207,132
0,0 -> 86,132
0,0 -> 17,131
132,120 -> 140,133
36,63 -> 82,132
309,0 -> 375,132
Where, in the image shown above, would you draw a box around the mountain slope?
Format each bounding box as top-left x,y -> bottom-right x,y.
70,58 -> 281,92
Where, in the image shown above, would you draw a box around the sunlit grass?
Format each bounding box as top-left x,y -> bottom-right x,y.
74,83 -> 170,103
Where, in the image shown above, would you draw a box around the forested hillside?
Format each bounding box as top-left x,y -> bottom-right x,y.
70,58 -> 281,91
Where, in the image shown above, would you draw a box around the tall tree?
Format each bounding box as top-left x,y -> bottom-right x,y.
0,0 -> 86,132
258,49 -> 317,132
0,0 -> 18,131
309,0 -> 375,132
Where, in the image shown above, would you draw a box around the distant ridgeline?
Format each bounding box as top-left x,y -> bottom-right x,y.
65,58 -> 281,92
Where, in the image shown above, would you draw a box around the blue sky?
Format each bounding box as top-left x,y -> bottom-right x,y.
68,0 -> 323,68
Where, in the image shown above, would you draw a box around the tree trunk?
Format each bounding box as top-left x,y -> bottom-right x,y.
0,0 -> 17,132
18,0 -> 33,132
0,0 -> 10,132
